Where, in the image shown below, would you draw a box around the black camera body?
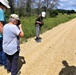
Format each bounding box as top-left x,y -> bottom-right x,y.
17,20 -> 21,26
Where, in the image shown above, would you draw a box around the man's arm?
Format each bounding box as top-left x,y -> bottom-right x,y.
18,24 -> 24,38
0,21 -> 3,33
36,21 -> 42,24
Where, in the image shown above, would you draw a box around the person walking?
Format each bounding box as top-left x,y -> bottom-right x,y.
0,0 -> 10,68
35,11 -> 46,40
3,14 -> 24,75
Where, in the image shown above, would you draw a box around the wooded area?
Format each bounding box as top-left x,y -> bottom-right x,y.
6,0 -> 76,18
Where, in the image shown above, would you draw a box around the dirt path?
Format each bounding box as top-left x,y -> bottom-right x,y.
1,18 -> 76,75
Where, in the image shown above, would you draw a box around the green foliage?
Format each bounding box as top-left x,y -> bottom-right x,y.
50,10 -> 58,17
57,9 -> 76,15
21,17 -> 36,40
26,0 -> 31,17
8,0 -> 14,13
42,14 -> 76,32
5,10 -> 11,22
66,10 -> 76,15
20,14 -> 76,41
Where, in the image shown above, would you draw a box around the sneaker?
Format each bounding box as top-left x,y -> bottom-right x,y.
4,66 -> 7,69
0,63 -> 3,66
38,37 -> 42,39
4,65 -> 7,69
16,71 -> 21,75
7,70 -> 11,73
35,37 -> 39,40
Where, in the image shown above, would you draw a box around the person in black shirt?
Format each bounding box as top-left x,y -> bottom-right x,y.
35,12 -> 46,40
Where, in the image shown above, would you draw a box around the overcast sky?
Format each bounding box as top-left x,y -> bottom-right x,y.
58,0 -> 76,11
14,0 -> 76,11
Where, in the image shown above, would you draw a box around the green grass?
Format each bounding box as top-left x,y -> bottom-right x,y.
20,13 -> 76,41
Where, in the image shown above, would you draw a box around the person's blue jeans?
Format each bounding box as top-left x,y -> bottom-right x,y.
0,51 -> 3,64
0,37 -> 7,67
0,37 -> 3,64
2,51 -> 7,67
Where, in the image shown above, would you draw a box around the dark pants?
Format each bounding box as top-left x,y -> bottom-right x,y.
6,51 -> 19,75
0,37 -> 3,64
0,37 -> 7,67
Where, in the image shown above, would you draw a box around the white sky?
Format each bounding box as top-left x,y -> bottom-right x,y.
58,0 -> 76,11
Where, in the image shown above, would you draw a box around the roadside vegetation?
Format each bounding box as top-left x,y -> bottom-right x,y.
6,0 -> 76,42
20,13 -> 76,42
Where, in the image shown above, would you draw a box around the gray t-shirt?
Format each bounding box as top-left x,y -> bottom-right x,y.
3,24 -> 21,55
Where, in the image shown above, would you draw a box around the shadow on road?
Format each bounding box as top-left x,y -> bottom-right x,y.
59,60 -> 76,75
18,56 -> 26,71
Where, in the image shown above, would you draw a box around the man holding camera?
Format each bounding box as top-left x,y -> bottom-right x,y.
3,14 -> 24,75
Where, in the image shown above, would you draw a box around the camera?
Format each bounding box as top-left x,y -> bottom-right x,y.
17,20 -> 21,26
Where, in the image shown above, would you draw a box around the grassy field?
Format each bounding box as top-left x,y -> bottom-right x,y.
20,13 -> 76,42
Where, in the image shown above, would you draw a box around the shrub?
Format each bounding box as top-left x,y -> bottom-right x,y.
50,10 -> 58,17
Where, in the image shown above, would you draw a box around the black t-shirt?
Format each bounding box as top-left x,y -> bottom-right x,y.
35,16 -> 43,25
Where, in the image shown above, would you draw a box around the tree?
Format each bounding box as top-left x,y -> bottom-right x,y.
31,0 -> 59,14
50,10 -> 58,17
8,0 -> 14,13
26,0 -> 31,16
31,0 -> 43,14
42,0 -> 59,10
17,0 -> 27,17
9,0 -> 60,17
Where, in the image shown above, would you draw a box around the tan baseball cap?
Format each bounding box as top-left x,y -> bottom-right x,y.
10,14 -> 20,20
0,0 -> 10,8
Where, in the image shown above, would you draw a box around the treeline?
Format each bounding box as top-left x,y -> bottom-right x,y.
57,9 -> 76,14
6,0 -> 76,18
49,9 -> 76,17
6,0 -> 59,17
